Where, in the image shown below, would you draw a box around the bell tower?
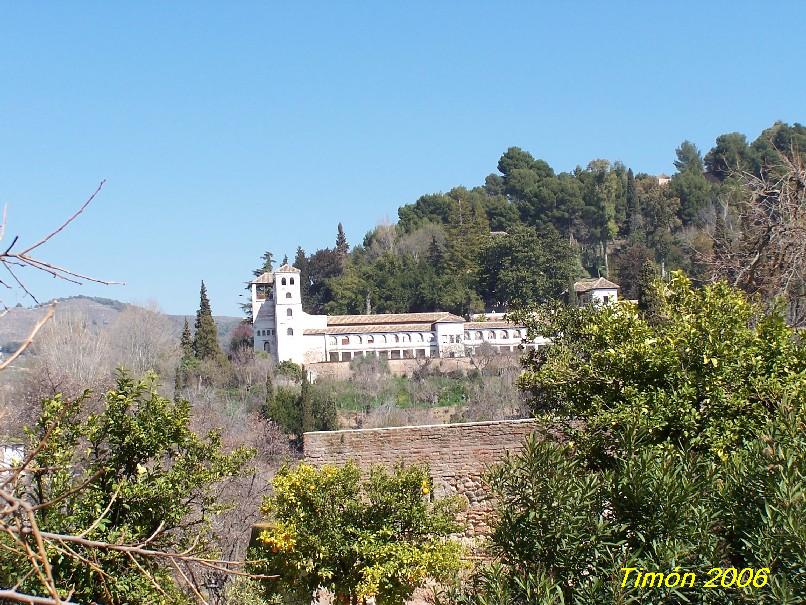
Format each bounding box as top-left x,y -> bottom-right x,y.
250,272 -> 277,360
273,263 -> 304,363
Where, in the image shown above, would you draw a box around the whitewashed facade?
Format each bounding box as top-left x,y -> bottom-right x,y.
250,264 -> 548,365
574,277 -> 620,305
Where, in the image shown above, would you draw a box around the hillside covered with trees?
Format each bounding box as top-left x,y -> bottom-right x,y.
256,121 -> 805,324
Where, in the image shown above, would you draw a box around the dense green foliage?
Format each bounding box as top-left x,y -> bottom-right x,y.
263,366 -> 338,440
193,281 -> 224,360
445,277 -> 806,604
252,462 -> 464,605
269,122 -> 805,318
512,272 -> 806,465
0,373 -> 252,604
447,404 -> 805,604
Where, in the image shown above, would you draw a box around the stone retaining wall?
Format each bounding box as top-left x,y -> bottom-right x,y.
303,418 -> 544,535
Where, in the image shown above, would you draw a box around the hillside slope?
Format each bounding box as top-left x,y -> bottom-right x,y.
0,296 -> 242,355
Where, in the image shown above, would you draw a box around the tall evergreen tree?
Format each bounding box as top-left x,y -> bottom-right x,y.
568,280 -> 578,307
335,223 -> 349,257
253,251 -> 275,277
674,140 -> 705,173
193,281 -> 222,360
427,235 -> 445,269
180,318 -> 193,358
294,246 -> 311,307
636,260 -> 663,322
626,168 -> 643,237
300,369 -> 314,434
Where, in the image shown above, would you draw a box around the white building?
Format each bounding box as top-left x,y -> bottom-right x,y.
250,264 -> 547,365
574,277 -> 620,305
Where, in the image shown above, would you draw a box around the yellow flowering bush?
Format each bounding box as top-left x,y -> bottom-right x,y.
251,462 -> 465,605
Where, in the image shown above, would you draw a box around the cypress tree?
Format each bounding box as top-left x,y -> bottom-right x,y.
300,369 -> 314,433
335,223 -> 349,257
568,280 -> 578,307
626,168 -> 643,238
294,246 -> 311,308
180,318 -> 193,358
193,281 -> 222,360
427,236 -> 444,269
637,260 -> 663,323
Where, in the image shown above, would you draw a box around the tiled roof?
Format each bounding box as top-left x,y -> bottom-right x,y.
304,323 -> 435,335
276,263 -> 300,273
250,272 -> 274,284
574,277 -> 620,292
326,312 -> 464,326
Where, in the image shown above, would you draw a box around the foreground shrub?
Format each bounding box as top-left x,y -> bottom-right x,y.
0,372 -> 253,604
251,462 -> 465,605
446,400 -> 805,604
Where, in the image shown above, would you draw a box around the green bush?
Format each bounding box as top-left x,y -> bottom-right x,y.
251,462 -> 465,605
511,272 -> 806,465
0,372 -> 252,604
448,275 -> 806,604
448,400 -> 805,604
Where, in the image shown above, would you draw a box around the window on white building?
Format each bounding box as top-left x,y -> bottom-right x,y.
290,277 -> 295,285
286,292 -> 292,298
341,336 -> 349,345
287,328 -> 293,336
287,309 -> 293,317
476,331 -> 482,340
328,336 -> 337,345
281,277 -> 287,285
367,335 -> 375,344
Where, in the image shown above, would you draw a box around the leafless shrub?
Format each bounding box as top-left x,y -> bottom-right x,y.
108,303 -> 178,377
362,400 -> 439,429
455,368 -> 528,423
709,147 -> 806,325
19,311 -> 115,425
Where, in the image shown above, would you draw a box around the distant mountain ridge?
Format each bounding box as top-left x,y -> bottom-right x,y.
0,295 -> 242,354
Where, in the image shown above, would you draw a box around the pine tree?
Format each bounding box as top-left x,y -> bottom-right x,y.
193,281 -> 223,360
253,251 -> 275,277
335,223 -> 349,257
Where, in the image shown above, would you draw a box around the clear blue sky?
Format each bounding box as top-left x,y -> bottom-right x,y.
1,2 -> 803,316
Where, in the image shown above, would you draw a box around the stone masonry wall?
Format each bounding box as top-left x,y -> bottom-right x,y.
303,419 -> 542,535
